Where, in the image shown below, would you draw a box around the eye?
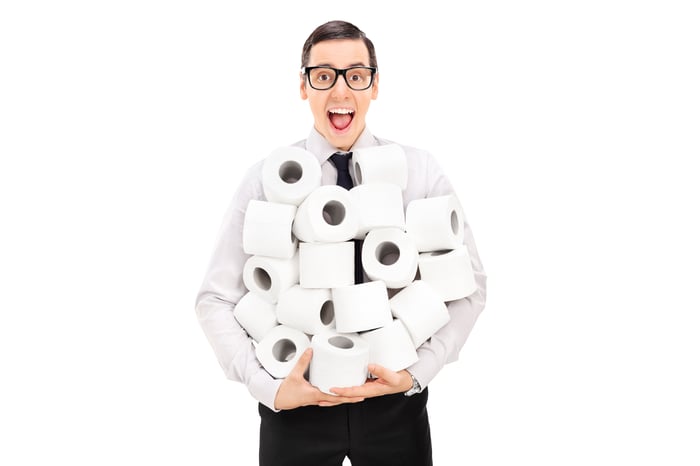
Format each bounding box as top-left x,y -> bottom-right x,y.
310,68 -> 335,84
347,68 -> 371,84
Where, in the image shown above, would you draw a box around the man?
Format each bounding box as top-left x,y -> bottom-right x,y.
195,20 -> 487,466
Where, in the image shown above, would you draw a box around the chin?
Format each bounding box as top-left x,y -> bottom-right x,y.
330,137 -> 354,151
325,130 -> 355,151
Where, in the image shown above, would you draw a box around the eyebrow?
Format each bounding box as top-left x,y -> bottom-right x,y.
311,62 -> 369,68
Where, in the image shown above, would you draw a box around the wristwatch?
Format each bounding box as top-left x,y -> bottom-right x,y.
404,372 -> 422,397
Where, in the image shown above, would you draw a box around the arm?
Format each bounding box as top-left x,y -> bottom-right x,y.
406,228 -> 487,391
194,163 -> 284,410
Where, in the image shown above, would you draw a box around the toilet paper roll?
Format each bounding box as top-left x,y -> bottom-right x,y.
309,331 -> 369,394
242,199 -> 297,259
298,242 -> 355,289
262,146 -> 322,206
332,280 -> 393,333
243,252 -> 299,304
293,185 -> 359,243
233,291 -> 278,342
359,319 -> 418,371
361,227 -> 418,289
255,325 -> 311,379
349,183 -> 405,238
417,245 -> 477,301
389,280 -> 450,347
405,194 -> 465,252
276,285 -> 335,335
351,144 -> 408,189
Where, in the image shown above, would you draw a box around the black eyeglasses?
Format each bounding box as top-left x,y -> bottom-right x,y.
302,66 -> 377,91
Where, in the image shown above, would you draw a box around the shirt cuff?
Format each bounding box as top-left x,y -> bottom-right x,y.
247,369 -> 284,412
405,354 -> 438,394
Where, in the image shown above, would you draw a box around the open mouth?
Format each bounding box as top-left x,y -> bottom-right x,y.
328,108 -> 354,131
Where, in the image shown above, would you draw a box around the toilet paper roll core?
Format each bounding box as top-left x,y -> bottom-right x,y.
255,325 -> 311,379
361,227 -> 418,288
293,185 -> 359,243
243,253 -> 299,304
262,146 -> 322,205
276,285 -> 336,335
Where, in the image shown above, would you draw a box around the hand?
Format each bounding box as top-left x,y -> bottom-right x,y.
273,348 -> 365,410
329,365 -> 414,399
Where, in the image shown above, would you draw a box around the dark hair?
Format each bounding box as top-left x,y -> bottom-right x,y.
301,20 -> 377,69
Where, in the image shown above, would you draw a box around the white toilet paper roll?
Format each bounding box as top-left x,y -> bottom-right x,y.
351,144 -> 408,189
262,146 -> 322,206
309,331 -> 369,394
332,280 -> 393,333
276,285 -> 335,335
361,227 -> 418,289
405,194 -> 465,252
417,245 -> 477,301
293,185 -> 359,243
243,252 -> 299,304
233,291 -> 278,342
242,199 -> 297,259
389,280 -> 450,348
359,319 -> 418,371
298,242 -> 355,289
255,325 -> 311,379
349,183 -> 405,239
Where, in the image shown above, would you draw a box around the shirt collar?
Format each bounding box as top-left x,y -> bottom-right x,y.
305,127 -> 378,164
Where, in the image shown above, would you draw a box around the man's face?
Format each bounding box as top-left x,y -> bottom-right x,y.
300,39 -> 378,151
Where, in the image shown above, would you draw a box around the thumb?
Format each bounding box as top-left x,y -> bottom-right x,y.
289,347 -> 313,379
368,364 -> 396,383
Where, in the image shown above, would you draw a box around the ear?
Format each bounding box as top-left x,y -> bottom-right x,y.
371,72 -> 379,100
300,72 -> 308,100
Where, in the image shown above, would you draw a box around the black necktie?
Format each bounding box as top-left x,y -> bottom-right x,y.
329,152 -> 363,283
329,152 -> 354,189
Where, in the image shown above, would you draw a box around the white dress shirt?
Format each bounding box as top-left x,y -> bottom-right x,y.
195,127 -> 487,411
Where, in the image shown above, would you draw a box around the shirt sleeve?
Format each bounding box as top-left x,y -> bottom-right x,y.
403,149 -> 488,390
194,162 -> 283,411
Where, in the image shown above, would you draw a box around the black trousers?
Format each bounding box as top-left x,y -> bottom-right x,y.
258,388 -> 432,466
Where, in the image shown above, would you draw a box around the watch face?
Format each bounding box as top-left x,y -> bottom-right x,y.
405,375 -> 420,396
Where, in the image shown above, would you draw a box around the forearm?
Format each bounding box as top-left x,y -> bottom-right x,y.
196,293 -> 282,410
407,199 -> 488,388
194,164 -> 282,408
407,283 -> 486,389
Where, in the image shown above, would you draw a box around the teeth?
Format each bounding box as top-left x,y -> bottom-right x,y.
329,108 -> 354,115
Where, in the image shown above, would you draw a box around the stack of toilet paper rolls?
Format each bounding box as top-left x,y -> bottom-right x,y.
234,144 -> 478,394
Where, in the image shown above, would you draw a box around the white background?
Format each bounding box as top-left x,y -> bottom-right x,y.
1,1 -> 699,465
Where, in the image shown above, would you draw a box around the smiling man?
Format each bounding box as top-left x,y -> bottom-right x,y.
300,35 -> 378,151
195,20 -> 487,466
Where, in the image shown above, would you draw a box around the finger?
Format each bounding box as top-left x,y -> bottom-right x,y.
367,364 -> 397,384
331,384 -> 382,398
288,348 -> 313,379
306,381 -> 363,404
330,387 -> 361,397
318,396 -> 365,407
318,401 -> 344,407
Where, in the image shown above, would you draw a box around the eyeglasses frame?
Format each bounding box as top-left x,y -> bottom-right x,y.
301,66 -> 378,91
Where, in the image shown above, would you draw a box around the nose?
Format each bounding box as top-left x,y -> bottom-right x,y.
330,75 -> 352,98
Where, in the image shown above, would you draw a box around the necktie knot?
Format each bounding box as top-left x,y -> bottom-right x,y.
329,151 -> 353,190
